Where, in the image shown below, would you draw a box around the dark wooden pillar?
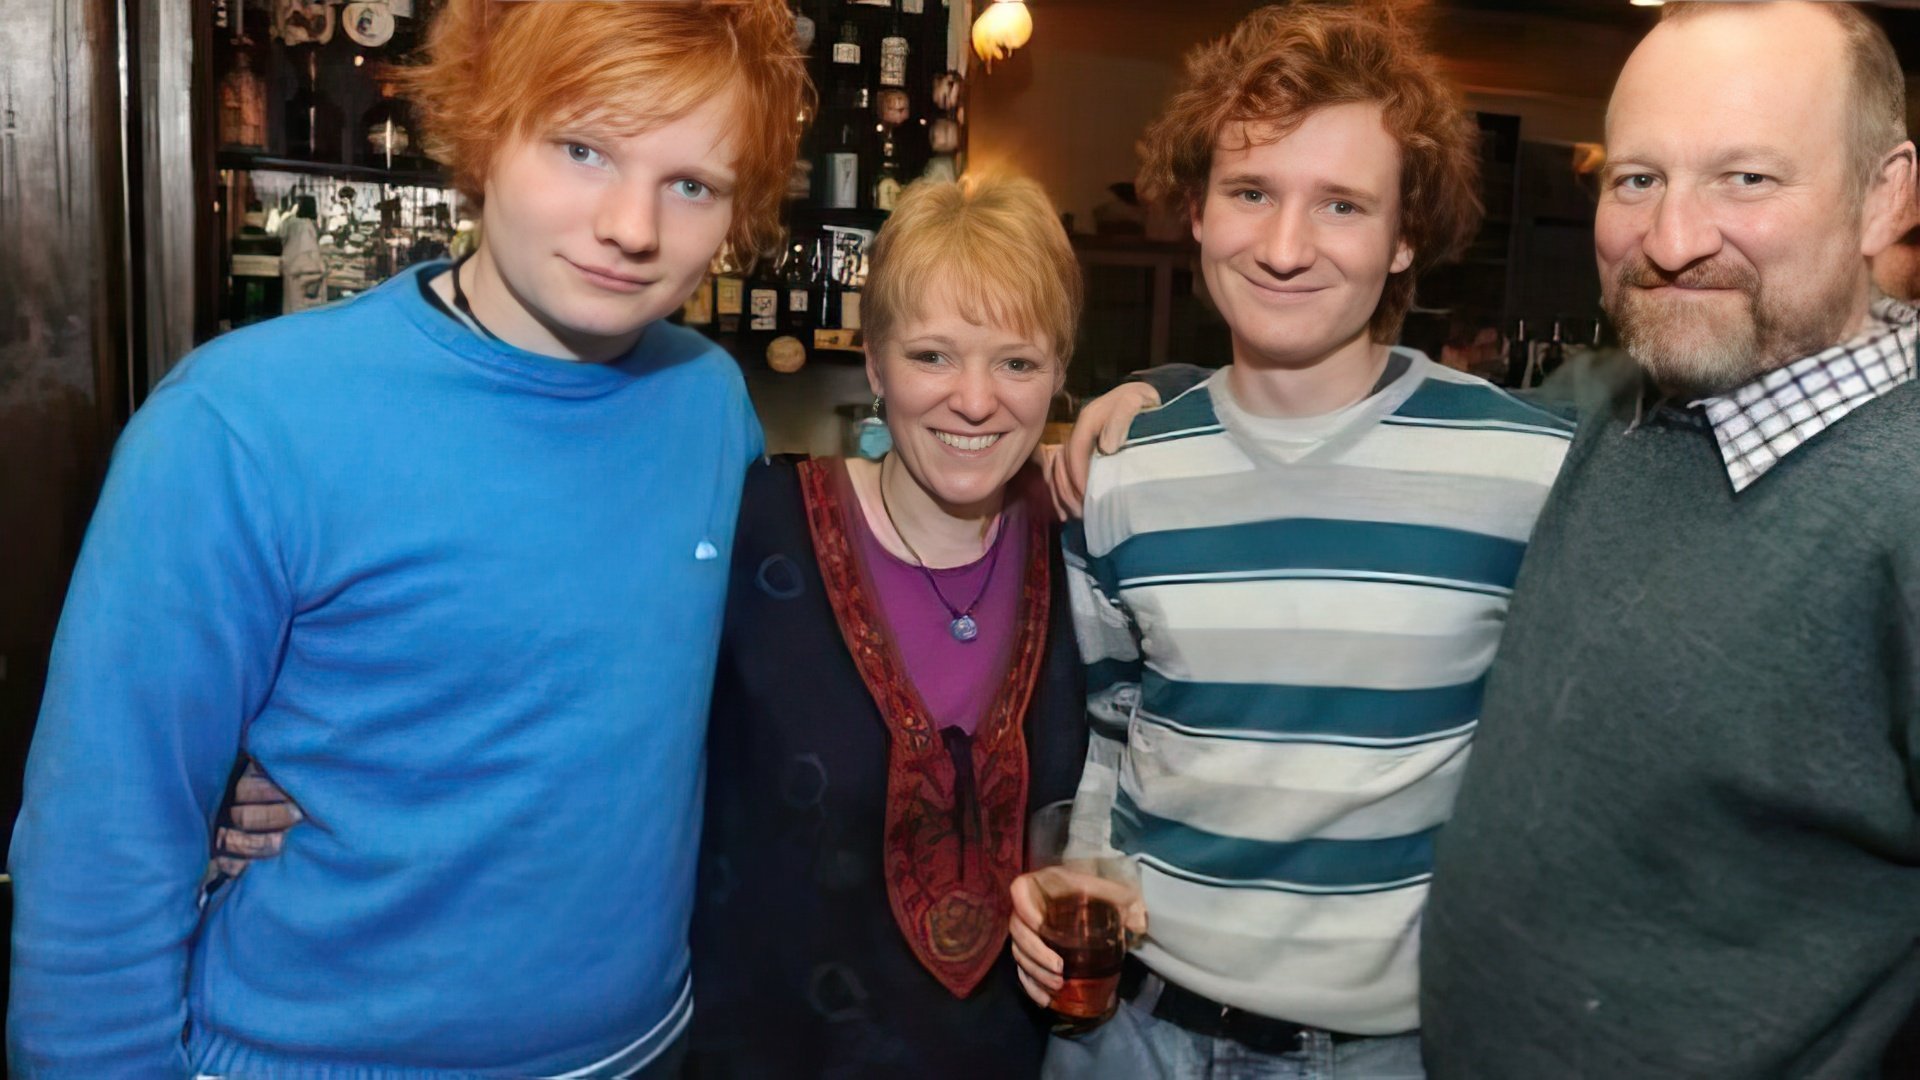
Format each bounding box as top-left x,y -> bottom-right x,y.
0,0 -> 133,878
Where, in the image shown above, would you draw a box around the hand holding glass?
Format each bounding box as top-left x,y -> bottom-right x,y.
1014,801 -> 1144,1034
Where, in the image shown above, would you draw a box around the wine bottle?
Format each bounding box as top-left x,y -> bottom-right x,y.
782,241 -> 814,335
681,276 -> 715,327
748,254 -> 780,333
879,0 -> 908,88
826,120 -> 860,210
284,49 -> 343,161
811,237 -> 843,348
832,18 -> 861,66
874,136 -> 902,212
1540,318 -> 1566,380
1503,317 -> 1529,388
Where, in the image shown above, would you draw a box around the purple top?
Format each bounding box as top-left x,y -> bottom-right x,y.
847,469 -> 1028,737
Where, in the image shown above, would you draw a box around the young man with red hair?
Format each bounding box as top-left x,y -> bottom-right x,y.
8,1 -> 808,1076
1009,5 -> 1571,1076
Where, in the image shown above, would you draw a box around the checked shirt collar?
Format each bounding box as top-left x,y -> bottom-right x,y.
1695,295 -> 1918,493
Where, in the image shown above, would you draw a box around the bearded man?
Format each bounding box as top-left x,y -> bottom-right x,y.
1420,3 -> 1920,1076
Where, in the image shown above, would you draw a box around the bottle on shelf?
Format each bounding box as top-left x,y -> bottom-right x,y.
284,49 -> 344,161
826,119 -> 861,210
715,257 -> 746,335
1504,317 -> 1530,389
832,18 -> 862,67
682,276 -> 716,327
879,0 -> 909,89
229,200 -> 285,326
1539,318 -> 1567,381
811,236 -> 843,348
748,255 -> 781,334
782,240 -> 814,336
874,136 -> 902,212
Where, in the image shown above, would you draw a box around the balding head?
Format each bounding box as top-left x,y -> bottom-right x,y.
1596,1 -> 1915,397
1654,1 -> 1904,200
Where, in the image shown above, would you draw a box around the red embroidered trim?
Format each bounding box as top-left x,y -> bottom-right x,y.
799,458 -> 1049,999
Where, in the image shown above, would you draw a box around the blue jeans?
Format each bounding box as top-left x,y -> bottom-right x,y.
1041,977 -> 1424,1080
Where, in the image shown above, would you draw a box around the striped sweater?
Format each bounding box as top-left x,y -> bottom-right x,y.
1063,352 -> 1573,1034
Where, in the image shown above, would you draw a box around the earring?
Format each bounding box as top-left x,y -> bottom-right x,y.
870,395 -> 885,421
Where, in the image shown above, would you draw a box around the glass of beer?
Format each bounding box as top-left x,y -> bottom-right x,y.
1027,801 -> 1138,1035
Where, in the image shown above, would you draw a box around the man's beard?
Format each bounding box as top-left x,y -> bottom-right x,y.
1604,255 -> 1856,398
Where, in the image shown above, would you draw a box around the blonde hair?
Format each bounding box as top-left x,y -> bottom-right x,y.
1660,1 -> 1905,200
401,0 -> 813,261
863,173 -> 1084,367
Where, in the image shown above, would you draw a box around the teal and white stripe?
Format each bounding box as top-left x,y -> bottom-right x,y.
1064,353 -> 1571,1035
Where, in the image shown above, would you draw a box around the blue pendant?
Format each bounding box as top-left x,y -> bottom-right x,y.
950,614 -> 979,642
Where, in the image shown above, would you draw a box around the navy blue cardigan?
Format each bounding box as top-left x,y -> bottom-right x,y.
687,457 -> 1089,1080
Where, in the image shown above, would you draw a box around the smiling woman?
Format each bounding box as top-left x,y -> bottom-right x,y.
689,173 -> 1093,1080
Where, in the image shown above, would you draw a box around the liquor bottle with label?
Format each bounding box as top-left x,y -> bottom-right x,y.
826,120 -> 861,210
874,136 -> 902,212
879,0 -> 909,89
284,49 -> 344,161
782,241 -> 814,335
230,200 -> 285,326
832,18 -> 862,67
811,236 -> 840,346
681,276 -> 716,327
748,258 -> 781,334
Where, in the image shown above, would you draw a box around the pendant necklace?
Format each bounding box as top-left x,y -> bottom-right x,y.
877,456 -> 1004,643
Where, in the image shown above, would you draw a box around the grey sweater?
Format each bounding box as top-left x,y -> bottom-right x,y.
1423,380 -> 1920,1078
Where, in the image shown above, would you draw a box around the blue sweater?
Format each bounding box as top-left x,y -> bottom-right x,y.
8,264 -> 762,1078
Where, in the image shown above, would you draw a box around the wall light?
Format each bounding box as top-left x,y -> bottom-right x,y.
1629,0 -> 1665,7
972,0 -> 1032,70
